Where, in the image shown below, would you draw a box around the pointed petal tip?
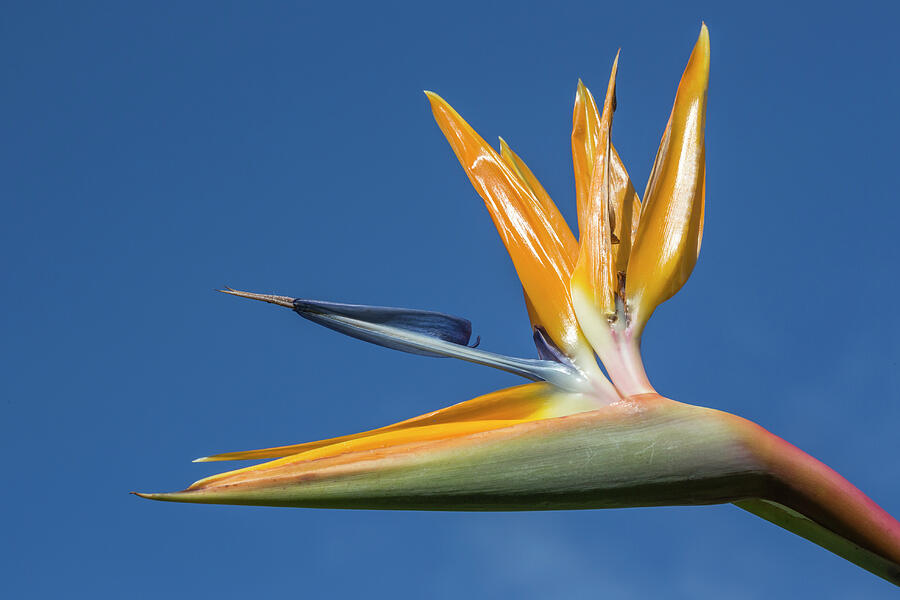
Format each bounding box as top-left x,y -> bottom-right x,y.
192,456 -> 211,463
219,288 -> 295,308
425,91 -> 460,122
497,136 -> 512,159
608,53 -> 619,85
132,489 -> 202,503
623,19 -> 710,329
131,491 -> 166,501
426,82 -> 596,367
423,90 -> 443,104
695,23 -> 710,61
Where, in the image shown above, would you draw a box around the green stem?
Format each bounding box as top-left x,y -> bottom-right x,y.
732,418 -> 900,585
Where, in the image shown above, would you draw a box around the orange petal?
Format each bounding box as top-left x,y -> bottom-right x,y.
426,91 -> 595,367
499,138 -> 579,263
571,53 -> 619,317
572,79 -> 601,225
499,138 -> 579,335
609,146 -> 642,275
625,24 -> 709,331
190,383 -> 600,488
195,383 -> 595,462
522,289 -> 541,334
572,81 -> 643,283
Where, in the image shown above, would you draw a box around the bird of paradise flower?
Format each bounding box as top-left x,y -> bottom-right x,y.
136,25 -> 900,585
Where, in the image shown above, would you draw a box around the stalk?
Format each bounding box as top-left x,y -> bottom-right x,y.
732,421 -> 900,585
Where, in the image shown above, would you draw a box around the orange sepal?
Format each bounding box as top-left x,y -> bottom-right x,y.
195,383 -> 593,463
625,25 -> 709,330
571,53 -> 619,317
426,91 -> 591,361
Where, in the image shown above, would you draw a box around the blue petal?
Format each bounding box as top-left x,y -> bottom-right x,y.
220,289 -> 589,391
533,326 -> 571,364
292,299 -> 474,357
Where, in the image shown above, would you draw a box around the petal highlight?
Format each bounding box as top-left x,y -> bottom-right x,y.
625,25 -> 709,332
498,138 -> 579,263
426,91 -> 611,393
569,56 -> 656,397
571,53 -> 619,318
195,383 -> 596,462
572,81 -> 642,279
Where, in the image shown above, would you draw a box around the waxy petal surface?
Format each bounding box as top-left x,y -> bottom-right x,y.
572,79 -> 601,223
499,138 -> 578,263
609,148 -> 643,275
197,383 -> 597,462
293,297 -> 475,356
572,81 -> 642,277
498,138 -> 580,338
571,54 -> 619,317
626,26 -> 709,330
426,92 -> 598,371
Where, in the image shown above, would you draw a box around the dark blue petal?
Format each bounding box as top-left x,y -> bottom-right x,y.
292,299 -> 473,357
532,326 -> 571,365
220,288 -> 588,390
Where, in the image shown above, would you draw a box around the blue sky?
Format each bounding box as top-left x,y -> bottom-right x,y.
2,1 -> 899,597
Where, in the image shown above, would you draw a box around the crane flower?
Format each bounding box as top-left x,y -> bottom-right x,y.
136,25 -> 900,586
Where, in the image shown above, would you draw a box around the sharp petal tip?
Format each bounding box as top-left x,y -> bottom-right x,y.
218,288 -> 295,308
132,490 -> 196,503
192,456 -> 211,463
424,91 -> 451,115
697,23 -> 710,51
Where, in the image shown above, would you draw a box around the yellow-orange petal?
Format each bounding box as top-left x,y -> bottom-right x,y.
499,137 -> 579,263
572,79 -> 601,228
426,91 -> 594,365
609,146 -> 643,275
572,81 -> 642,282
522,288 -> 543,337
571,53 -> 619,318
625,24 -> 709,331
195,383 -> 593,462
499,138 -> 579,335
190,383 -> 600,487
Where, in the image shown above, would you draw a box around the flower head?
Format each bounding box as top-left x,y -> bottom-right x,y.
136,25 -> 900,586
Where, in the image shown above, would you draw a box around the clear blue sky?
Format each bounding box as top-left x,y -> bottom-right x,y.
3,1 -> 899,598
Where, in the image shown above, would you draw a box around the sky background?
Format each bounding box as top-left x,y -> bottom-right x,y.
3,1 -> 899,598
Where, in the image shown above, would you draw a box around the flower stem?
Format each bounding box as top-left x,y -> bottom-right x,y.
734,418 -> 900,585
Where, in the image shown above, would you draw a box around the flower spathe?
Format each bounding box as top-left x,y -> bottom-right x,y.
137,25 -> 900,586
